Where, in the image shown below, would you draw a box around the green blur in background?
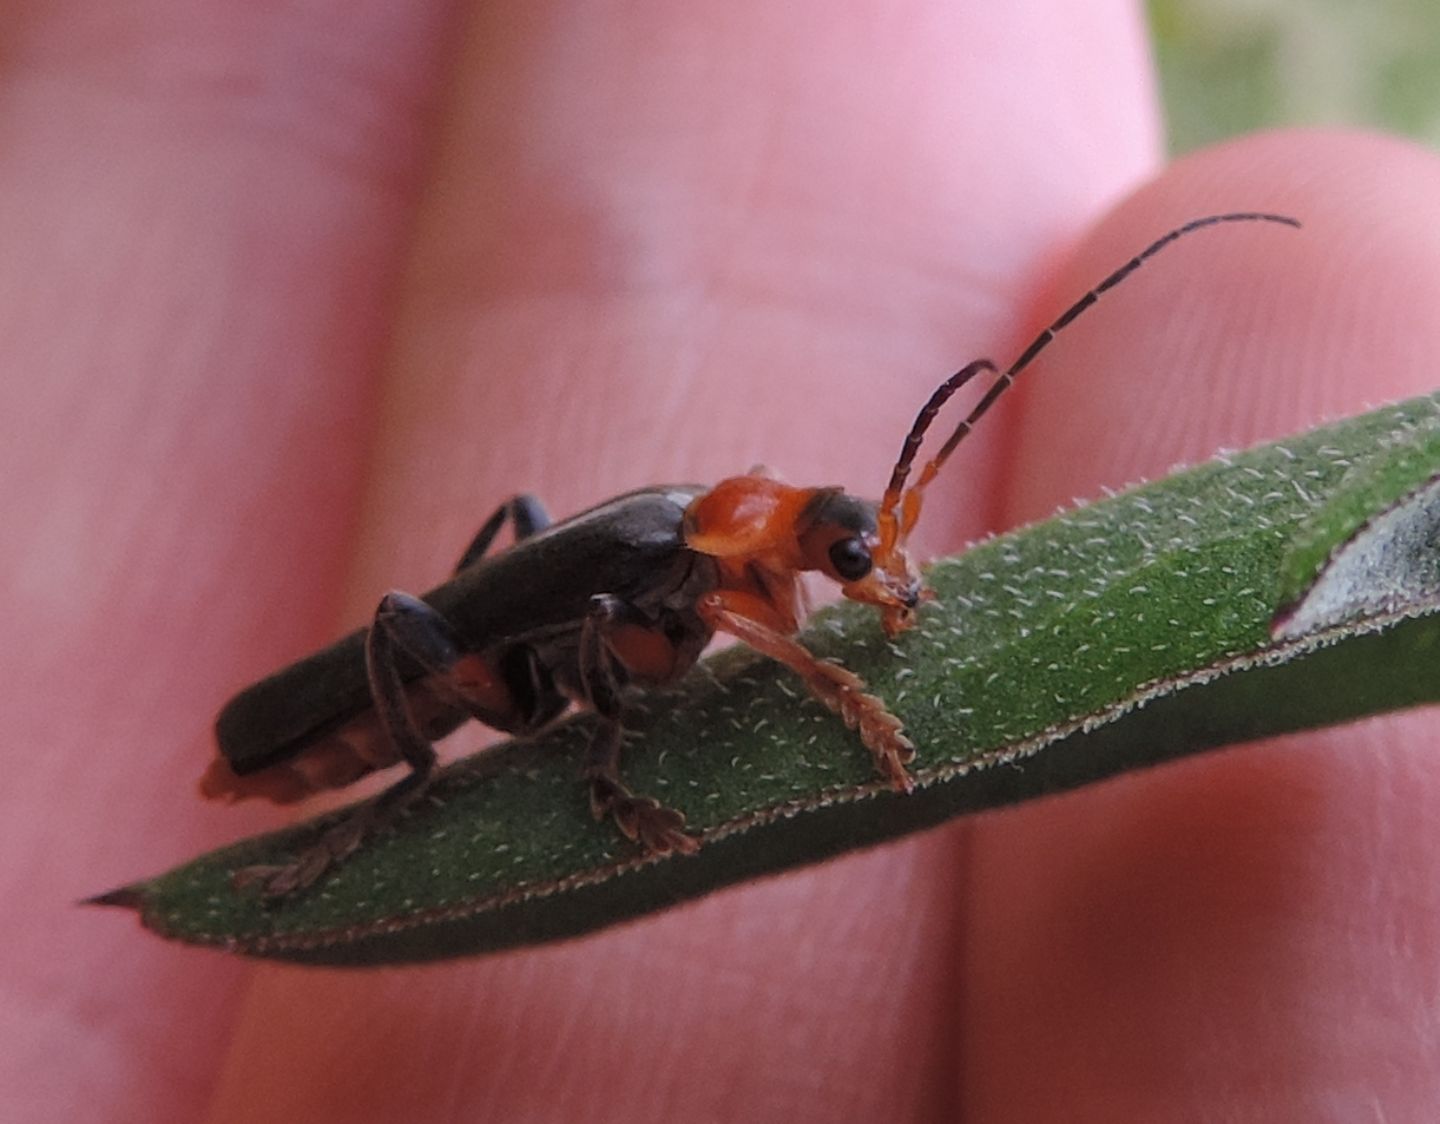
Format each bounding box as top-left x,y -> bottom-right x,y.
1151,0 -> 1440,152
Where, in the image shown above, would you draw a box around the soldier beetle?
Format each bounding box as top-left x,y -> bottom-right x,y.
200,212 -> 1298,896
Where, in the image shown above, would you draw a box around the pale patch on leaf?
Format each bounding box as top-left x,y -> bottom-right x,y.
1274,470 -> 1440,639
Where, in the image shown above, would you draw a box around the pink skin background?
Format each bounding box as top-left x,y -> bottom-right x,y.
7,1 -> 1440,1120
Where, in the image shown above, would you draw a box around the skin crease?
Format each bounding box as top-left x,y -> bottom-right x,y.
7,3 -> 1440,1123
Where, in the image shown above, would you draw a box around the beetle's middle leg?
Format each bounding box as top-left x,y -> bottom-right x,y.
579,595 -> 700,856
235,592 -> 551,897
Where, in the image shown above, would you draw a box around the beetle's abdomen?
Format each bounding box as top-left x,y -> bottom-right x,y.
203,677 -> 470,802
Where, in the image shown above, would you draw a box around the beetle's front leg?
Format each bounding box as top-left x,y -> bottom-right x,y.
697,590 -> 916,791
579,595 -> 700,856
234,593 -> 496,897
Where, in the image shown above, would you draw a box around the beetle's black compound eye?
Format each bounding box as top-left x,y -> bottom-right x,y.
828,537 -> 873,582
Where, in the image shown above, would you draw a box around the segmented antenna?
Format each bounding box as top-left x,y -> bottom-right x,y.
877,211 -> 1301,545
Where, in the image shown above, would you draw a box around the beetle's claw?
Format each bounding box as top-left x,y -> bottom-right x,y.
879,750 -> 916,794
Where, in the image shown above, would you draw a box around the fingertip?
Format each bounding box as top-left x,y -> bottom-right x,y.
964,132 -> 1440,1116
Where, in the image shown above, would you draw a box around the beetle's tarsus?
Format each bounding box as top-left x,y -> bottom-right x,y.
845,690 -> 916,791
232,861 -> 306,898
804,660 -> 917,790
588,774 -> 700,856
232,815 -> 370,898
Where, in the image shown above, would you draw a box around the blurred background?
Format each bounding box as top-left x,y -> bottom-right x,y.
1151,0 -> 1440,152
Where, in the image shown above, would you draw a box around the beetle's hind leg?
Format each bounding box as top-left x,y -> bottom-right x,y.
454,494 -> 550,573
579,595 -> 700,856
234,592 -> 520,898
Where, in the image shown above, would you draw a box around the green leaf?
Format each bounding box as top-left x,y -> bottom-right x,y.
95,393 -> 1440,966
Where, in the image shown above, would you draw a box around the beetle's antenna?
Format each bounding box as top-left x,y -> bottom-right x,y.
876,358 -> 996,551
878,211 -> 1302,547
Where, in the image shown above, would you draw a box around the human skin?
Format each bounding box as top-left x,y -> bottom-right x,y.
7,1 -> 1440,1120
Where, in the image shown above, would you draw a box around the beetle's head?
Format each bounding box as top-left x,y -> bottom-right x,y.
815,356 -> 1007,637
796,490 -> 929,638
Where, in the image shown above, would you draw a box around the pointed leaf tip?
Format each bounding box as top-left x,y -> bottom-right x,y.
81,885 -> 145,910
